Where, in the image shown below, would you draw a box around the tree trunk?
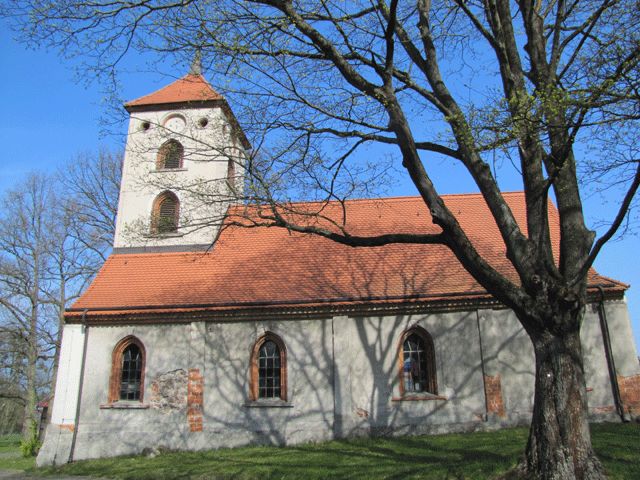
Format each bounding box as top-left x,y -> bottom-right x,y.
22,257 -> 40,440
520,324 -> 607,480
22,306 -> 38,438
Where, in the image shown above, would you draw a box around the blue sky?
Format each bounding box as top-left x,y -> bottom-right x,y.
1,21 -> 639,352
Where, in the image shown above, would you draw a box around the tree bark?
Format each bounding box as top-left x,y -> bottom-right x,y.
519,322 -> 606,480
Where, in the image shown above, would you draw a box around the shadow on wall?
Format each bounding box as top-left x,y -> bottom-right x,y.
77,236 -> 630,458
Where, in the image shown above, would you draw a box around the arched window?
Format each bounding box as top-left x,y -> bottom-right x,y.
151,191 -> 179,234
109,336 -> 146,403
250,333 -> 287,401
398,326 -> 437,395
156,140 -> 184,170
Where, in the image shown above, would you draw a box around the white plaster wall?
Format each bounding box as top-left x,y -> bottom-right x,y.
50,324 -> 86,425
45,300 -> 638,463
479,308 -> 535,422
604,299 -> 640,376
114,106 -> 247,248
479,304 -> 634,422
204,319 -> 335,447
581,304 -> 617,411
73,324 -> 194,460
333,311 -> 487,437
37,324 -> 86,467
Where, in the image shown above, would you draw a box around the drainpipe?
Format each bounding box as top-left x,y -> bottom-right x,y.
476,310 -> 489,421
596,287 -> 628,422
68,309 -> 90,462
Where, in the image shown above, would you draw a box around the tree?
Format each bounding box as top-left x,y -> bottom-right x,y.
0,174 -> 56,438
0,151 -> 121,439
5,1 -> 640,478
45,150 -> 122,411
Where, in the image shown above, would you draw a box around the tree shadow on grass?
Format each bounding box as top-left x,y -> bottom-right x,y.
39,424 -> 639,480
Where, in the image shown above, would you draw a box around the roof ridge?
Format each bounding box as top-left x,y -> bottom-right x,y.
232,190 -> 524,208
228,191 -> 528,210
124,73 -> 223,107
108,251 -> 209,259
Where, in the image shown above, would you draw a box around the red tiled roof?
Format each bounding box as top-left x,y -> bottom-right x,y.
125,74 -> 223,108
68,193 -> 627,319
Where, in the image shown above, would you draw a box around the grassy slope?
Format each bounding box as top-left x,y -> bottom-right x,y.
0,434 -> 37,471
2,423 -> 638,479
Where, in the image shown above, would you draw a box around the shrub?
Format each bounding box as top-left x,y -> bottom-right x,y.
20,420 -> 41,457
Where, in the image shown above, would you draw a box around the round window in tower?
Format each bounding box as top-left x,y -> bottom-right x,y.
198,117 -> 209,128
140,121 -> 151,132
163,114 -> 186,133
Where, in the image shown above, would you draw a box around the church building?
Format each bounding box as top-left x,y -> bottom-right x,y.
38,72 -> 640,466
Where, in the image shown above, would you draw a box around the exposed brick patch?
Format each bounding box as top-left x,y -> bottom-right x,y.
484,374 -> 506,418
618,374 -> 640,415
150,369 -> 188,412
356,407 -> 369,418
591,405 -> 616,414
187,368 -> 203,432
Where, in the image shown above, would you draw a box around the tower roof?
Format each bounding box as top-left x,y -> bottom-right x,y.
124,74 -> 224,110
125,73 -> 251,149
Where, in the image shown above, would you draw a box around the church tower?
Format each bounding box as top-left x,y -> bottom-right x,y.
113,71 -> 250,252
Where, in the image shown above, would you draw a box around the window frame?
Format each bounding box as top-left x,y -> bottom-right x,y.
250,332 -> 287,402
156,139 -> 184,170
109,336 -> 146,403
151,191 -> 180,234
397,326 -> 437,397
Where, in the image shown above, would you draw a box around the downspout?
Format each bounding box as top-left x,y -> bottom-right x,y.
331,316 -> 337,437
68,309 -> 90,462
476,310 -> 489,421
596,287 -> 628,422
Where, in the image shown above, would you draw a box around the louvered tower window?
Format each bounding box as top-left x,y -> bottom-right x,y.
152,192 -> 179,234
157,140 -> 184,169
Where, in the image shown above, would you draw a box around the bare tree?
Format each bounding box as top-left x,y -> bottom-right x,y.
58,149 -> 122,263
0,151 -> 121,440
5,1 -> 640,478
0,175 -> 55,438
44,150 -> 122,407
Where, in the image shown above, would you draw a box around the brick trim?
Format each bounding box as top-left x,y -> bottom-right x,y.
618,374 -> 640,415
156,139 -> 184,170
108,336 -> 146,404
250,332 -> 287,402
187,368 -> 204,432
397,326 -> 437,397
484,374 -> 506,418
151,191 -> 180,234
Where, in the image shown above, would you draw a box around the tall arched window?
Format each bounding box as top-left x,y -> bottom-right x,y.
151,191 -> 179,234
250,333 -> 287,401
398,326 -> 437,395
109,336 -> 146,403
156,139 -> 184,170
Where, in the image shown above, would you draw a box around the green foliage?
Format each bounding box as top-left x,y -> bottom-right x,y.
0,434 -> 36,470
25,423 -> 639,480
19,420 -> 41,458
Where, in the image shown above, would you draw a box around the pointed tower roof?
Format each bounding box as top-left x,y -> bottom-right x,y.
125,73 -> 251,149
124,74 -> 224,110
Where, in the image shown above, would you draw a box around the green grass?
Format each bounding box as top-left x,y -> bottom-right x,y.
3,423 -> 639,479
0,433 -> 36,471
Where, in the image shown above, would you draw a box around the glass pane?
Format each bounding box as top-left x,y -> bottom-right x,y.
258,340 -> 281,399
120,344 -> 142,400
403,333 -> 429,393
